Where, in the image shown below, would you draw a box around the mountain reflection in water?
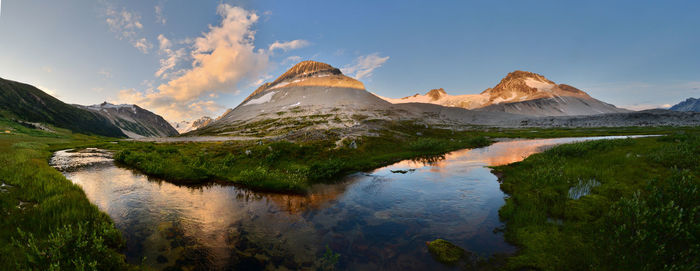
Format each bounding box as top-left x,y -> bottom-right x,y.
51,136 -> 640,270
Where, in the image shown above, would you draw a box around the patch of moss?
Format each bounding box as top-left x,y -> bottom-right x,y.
427,239 -> 465,265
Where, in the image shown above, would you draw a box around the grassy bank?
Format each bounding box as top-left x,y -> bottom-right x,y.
106,123 -> 493,193
494,132 -> 700,270
2,114 -> 697,269
0,118 -> 133,270
103,124 -> 687,193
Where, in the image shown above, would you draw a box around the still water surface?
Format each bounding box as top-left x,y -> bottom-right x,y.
51,136 -> 637,270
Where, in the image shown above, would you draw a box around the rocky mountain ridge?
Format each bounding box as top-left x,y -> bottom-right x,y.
171,116 -> 214,134
194,61 -> 396,138
77,102 -> 178,138
0,77 -> 126,137
378,70 -> 628,116
670,97 -> 700,112
243,61 -> 365,104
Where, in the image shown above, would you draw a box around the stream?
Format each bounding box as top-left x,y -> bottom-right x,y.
50,136 -> 640,270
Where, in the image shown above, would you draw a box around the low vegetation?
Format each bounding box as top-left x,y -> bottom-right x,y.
427,239 -> 466,265
108,123 -> 495,193
3,113 -> 698,269
494,132 -> 700,270
103,123 -> 686,194
0,118 -> 133,270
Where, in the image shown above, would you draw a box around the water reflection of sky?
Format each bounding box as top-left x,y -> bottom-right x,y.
54,136 -> 639,270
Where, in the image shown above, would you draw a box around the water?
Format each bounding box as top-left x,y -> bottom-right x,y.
568,178 -> 602,200
50,136 -> 639,270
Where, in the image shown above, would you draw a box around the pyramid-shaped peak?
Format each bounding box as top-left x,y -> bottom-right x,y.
425,88 -> 447,100
242,60 -> 364,103
501,70 -> 553,84
272,61 -> 343,86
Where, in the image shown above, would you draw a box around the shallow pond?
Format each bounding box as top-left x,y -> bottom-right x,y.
51,136 -> 639,270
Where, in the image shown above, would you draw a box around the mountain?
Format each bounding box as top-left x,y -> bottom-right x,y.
192,61 -> 585,139
378,71 -> 628,116
0,77 -> 126,137
669,98 -> 700,112
170,116 -> 213,134
192,60 -> 399,137
170,61 -> 700,138
77,102 -> 178,138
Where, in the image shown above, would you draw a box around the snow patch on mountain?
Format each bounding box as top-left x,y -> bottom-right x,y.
524,78 -> 555,92
377,71 -> 627,116
77,102 -> 178,138
245,91 -> 276,106
170,116 -> 213,134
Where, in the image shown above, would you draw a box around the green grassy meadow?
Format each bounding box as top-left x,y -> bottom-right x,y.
0,119 -> 134,270
494,132 -> 700,270
2,115 -> 698,270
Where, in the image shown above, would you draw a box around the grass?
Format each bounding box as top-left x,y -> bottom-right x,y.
2,112 -> 697,269
106,122 -> 496,193
493,132 -> 700,270
0,118 -> 135,270
104,123 -> 687,194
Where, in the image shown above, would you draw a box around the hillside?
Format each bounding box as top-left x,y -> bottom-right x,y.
378,71 -> 629,116
192,61 -> 530,139
670,97 -> 700,112
77,102 -> 178,138
0,77 -> 125,137
188,61 -> 700,140
192,61 -> 397,137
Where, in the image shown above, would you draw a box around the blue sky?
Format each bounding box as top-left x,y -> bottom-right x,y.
1,0 -> 699,121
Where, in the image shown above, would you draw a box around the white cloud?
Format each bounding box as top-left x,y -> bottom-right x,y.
104,6 -> 152,53
119,4 -> 277,121
342,53 -> 389,80
250,74 -> 274,87
282,55 -> 302,64
133,38 -> 153,53
268,39 -> 310,52
155,34 -> 186,78
157,34 -> 171,51
155,4 -> 166,25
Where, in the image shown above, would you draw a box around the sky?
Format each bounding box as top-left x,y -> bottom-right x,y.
1,0 -> 699,121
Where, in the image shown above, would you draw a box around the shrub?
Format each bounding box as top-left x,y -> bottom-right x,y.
12,222 -> 127,271
598,170 -> 700,270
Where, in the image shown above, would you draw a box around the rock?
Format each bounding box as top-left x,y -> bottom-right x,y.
426,239 -> 465,265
